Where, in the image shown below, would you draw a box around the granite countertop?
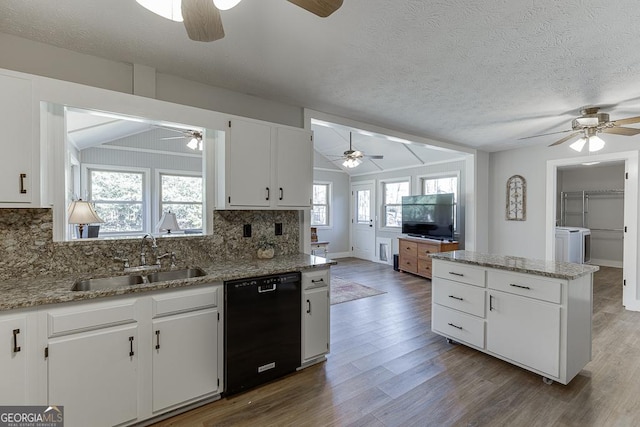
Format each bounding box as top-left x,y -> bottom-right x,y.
430,250 -> 599,280
0,254 -> 336,312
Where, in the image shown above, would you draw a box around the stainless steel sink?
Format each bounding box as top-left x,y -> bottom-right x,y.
147,268 -> 207,283
72,275 -> 145,291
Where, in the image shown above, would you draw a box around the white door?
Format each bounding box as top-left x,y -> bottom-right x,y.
351,182 -> 375,260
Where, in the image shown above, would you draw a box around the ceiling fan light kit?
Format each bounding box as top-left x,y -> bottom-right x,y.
136,0 -> 183,22
342,158 -> 362,169
213,0 -> 242,10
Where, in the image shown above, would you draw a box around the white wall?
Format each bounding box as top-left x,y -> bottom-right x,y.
313,169 -> 350,255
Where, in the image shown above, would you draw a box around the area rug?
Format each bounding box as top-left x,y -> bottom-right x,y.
330,276 -> 386,305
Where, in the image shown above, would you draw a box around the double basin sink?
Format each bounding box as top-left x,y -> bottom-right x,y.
72,268 -> 207,292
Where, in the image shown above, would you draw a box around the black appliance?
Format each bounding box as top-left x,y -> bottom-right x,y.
401,194 -> 455,240
224,272 -> 301,396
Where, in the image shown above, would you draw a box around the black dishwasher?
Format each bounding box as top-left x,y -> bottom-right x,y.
224,272 -> 301,395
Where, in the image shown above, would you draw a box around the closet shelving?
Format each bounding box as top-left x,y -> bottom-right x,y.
559,189 -> 624,231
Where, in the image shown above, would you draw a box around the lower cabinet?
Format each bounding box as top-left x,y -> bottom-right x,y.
301,268 -> 330,365
431,259 -> 593,385
0,311 -> 34,405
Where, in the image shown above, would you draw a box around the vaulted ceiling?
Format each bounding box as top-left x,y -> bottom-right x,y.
3,0 -> 640,155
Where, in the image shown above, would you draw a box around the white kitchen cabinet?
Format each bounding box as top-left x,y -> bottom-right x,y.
217,118 -> 313,209
432,257 -> 593,385
46,298 -> 139,427
0,311 -> 33,404
0,72 -> 33,204
301,269 -> 330,365
151,286 -> 223,413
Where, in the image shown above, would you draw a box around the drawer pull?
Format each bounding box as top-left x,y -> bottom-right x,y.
448,322 -> 463,330
20,173 -> 27,194
311,278 -> 324,283
155,330 -> 160,350
449,272 -> 464,277
13,329 -> 21,353
129,336 -> 135,357
510,283 -> 531,290
448,295 -> 463,301
489,294 -> 494,311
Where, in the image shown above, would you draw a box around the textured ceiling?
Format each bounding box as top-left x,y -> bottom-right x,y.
3,0 -> 640,152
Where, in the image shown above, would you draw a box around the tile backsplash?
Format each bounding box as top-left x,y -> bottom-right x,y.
0,208 -> 301,280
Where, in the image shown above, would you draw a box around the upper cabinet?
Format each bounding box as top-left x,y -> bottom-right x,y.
0,72 -> 34,204
216,118 -> 313,210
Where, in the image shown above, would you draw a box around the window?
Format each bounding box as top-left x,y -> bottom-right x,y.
88,168 -> 145,235
160,173 -> 203,232
382,180 -> 410,227
311,183 -> 330,226
422,174 -> 459,230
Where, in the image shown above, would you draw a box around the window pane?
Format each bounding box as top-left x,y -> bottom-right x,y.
356,190 -> 370,222
95,202 -> 143,232
312,184 -> 327,204
91,171 -> 143,201
311,206 -> 327,226
162,203 -> 202,230
384,182 -> 409,204
385,205 -> 402,227
162,175 -> 202,202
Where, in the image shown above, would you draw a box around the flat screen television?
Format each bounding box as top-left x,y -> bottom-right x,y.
402,194 -> 455,240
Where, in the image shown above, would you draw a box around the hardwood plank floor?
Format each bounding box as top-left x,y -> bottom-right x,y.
152,259 -> 638,427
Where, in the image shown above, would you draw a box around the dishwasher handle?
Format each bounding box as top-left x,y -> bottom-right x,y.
258,283 -> 277,293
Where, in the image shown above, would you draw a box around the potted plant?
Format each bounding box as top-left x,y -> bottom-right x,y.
257,236 -> 275,259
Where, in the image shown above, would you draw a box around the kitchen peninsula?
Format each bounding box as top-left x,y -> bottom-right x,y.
430,250 -> 598,385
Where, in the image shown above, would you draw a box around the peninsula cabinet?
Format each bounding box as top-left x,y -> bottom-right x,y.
301,268 -> 330,366
398,237 -> 458,279
216,118 -> 313,209
0,72 -> 33,204
431,255 -> 595,385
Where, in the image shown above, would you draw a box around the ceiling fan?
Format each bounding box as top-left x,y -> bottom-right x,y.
328,132 -> 384,168
160,128 -> 204,150
136,0 -> 344,42
519,106 -> 640,152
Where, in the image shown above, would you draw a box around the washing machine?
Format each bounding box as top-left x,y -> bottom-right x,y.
555,227 -> 582,263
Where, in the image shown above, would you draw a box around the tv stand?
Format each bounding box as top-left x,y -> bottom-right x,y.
397,237 -> 459,279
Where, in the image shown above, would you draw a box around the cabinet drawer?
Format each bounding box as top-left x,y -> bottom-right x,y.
152,285 -> 220,318
433,261 -> 486,287
417,243 -> 439,260
417,258 -> 433,278
488,270 -> 562,304
399,241 -> 418,258
302,269 -> 329,290
399,255 -> 418,274
433,278 -> 485,318
432,304 -> 485,349
48,299 -> 136,337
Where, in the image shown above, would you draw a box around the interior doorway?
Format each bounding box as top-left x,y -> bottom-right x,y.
351,181 -> 375,260
546,151 -> 639,311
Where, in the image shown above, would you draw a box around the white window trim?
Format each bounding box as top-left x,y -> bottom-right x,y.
155,168 -> 204,233
379,177 -> 411,232
417,171 -> 461,232
81,163 -> 151,237
311,181 -> 332,229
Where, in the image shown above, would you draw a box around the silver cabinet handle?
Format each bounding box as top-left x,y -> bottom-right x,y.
510,283 -> 531,290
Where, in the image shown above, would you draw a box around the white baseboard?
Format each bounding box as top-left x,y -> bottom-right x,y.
589,259 -> 623,268
326,251 -> 352,259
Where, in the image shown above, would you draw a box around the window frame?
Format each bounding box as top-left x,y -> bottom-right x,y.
81,164 -> 151,238
156,169 -> 204,233
418,171 -> 460,233
379,177 -> 411,231
311,182 -> 332,228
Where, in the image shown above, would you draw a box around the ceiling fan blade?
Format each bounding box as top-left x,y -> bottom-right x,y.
549,132 -> 582,147
518,129 -> 574,140
612,116 -> 640,126
368,155 -> 384,159
182,0 -> 225,42
287,0 -> 343,17
602,127 -> 640,136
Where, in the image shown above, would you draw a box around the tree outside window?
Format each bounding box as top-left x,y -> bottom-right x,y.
89,169 -> 145,234
311,183 -> 330,226
383,181 -> 409,227
160,173 -> 203,231
422,175 -> 458,230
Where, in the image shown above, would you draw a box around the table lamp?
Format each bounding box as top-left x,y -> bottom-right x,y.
68,199 -> 104,238
157,211 -> 181,234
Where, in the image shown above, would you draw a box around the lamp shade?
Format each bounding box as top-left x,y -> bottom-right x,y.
68,200 -> 104,225
157,211 -> 181,234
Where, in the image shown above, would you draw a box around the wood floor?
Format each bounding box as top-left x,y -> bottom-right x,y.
152,259 -> 640,427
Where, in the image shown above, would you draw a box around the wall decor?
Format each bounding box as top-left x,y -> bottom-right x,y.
506,175 -> 526,221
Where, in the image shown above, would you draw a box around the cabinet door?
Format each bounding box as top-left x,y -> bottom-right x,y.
0,73 -> 32,203
227,119 -> 272,207
303,287 -> 329,360
0,315 -> 28,404
487,290 -> 561,378
275,127 -> 313,207
48,324 -> 138,427
152,308 -> 219,413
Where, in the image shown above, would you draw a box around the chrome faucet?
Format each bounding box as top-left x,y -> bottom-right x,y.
140,234 -> 158,266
